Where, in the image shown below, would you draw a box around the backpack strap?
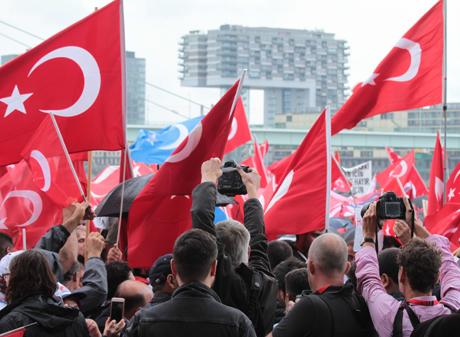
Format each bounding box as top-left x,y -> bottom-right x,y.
392,304 -> 405,337
403,301 -> 421,328
309,294 -> 334,337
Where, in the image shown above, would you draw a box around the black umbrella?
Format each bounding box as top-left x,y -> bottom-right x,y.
96,174 -> 154,217
95,173 -> 234,217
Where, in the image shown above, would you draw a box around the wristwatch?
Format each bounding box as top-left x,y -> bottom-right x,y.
360,237 -> 375,246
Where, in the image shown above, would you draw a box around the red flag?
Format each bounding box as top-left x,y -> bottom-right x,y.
0,162 -> 62,249
268,155 -> 292,186
90,165 -> 120,208
332,157 -> 351,193
241,141 -> 269,188
331,1 -> 443,134
446,163 -> 460,204
265,109 -> 331,239
224,97 -> 251,154
427,132 -> 444,216
119,149 -> 133,182
386,147 -> 402,164
0,326 -> 26,337
334,151 -> 342,165
128,82 -> 241,267
0,0 -> 125,166
425,203 -> 460,250
259,140 -> 269,157
21,116 -> 84,207
377,151 -> 427,198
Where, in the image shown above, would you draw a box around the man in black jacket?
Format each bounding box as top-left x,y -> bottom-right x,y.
125,228 -> 256,337
191,158 -> 277,337
269,233 -> 375,337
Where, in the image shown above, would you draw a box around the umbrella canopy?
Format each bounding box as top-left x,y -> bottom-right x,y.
96,174 -> 153,217
95,174 -> 234,217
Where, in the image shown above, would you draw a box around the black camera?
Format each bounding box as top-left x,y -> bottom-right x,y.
361,192 -> 406,225
217,160 -> 251,196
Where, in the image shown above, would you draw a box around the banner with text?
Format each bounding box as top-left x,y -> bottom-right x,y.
343,161 -> 372,194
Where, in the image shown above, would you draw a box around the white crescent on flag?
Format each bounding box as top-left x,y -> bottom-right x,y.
28,46 -> 101,117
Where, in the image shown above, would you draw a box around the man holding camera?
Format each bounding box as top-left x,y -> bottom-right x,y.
356,197 -> 460,337
191,158 -> 277,337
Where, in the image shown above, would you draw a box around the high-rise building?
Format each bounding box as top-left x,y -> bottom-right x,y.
179,25 -> 348,126
125,51 -> 146,124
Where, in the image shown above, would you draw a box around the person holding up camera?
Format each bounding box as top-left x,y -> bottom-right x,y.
190,158 -> 277,337
356,196 -> 460,337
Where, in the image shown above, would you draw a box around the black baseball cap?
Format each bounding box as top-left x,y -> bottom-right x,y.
148,254 -> 173,286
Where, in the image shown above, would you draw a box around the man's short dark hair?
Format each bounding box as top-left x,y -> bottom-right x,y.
273,257 -> 306,293
173,229 -> 217,283
268,240 -> 293,269
398,238 -> 441,293
285,268 -> 309,300
0,232 -> 13,260
106,261 -> 132,299
378,247 -> 400,284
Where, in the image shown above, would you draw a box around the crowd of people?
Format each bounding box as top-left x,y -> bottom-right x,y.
0,158 -> 459,337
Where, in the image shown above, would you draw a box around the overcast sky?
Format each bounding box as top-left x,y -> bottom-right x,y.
0,0 -> 458,125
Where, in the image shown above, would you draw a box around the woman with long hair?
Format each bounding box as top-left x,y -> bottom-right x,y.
0,250 -> 90,337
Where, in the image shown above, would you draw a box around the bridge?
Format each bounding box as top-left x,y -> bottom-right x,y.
127,124 -> 460,150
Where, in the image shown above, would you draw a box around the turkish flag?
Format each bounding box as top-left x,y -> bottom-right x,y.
128,81 -> 241,267
0,327 -> 26,337
0,161 -> 62,249
330,192 -> 355,219
90,165 -> 120,208
332,157 -> 351,193
265,109 -> 331,239
260,140 -> 270,157
21,116 -> 84,208
377,151 -> 427,198
0,0 -> 125,166
224,97 -> 251,154
241,140 -> 269,188
427,133 -> 444,216
446,163 -> 460,204
331,0 -> 443,134
386,147 -> 402,164
425,203 -> 460,250
268,155 -> 292,186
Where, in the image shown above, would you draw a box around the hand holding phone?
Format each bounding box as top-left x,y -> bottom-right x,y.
110,297 -> 125,322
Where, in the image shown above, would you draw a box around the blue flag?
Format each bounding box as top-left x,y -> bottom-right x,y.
130,116 -> 203,164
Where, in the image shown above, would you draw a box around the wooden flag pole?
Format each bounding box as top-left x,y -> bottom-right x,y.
49,113 -> 87,202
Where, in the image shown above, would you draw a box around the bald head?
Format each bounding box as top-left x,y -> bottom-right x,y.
308,233 -> 348,277
115,280 -> 153,319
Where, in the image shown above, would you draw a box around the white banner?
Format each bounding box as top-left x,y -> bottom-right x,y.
343,161 -> 372,195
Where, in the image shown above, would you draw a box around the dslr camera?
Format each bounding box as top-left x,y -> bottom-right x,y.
217,160 -> 251,196
361,191 -> 408,227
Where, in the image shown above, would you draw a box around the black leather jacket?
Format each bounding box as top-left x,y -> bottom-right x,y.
0,295 -> 89,337
191,182 -> 277,337
125,281 -> 256,337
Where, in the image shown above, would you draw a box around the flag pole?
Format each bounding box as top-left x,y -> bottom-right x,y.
442,0 -> 448,202
85,151 -> 93,262
48,113 -> 86,202
22,228 -> 26,250
325,107 -> 331,231
116,0 -> 127,247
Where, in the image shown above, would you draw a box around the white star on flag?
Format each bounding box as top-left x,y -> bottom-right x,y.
0,85 -> 33,117
448,188 -> 456,201
361,73 -> 379,87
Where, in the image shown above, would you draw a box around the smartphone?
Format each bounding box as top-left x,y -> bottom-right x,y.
110,297 -> 125,322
